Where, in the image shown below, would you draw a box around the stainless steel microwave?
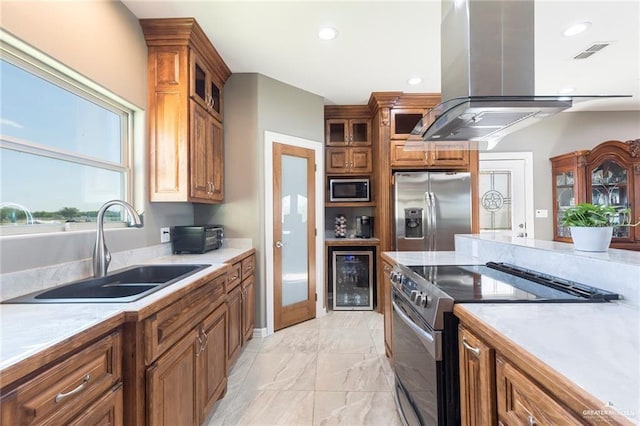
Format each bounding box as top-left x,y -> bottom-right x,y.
329,178 -> 370,202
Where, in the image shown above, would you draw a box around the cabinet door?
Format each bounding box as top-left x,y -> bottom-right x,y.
190,101 -> 212,200
390,140 -> 428,168
382,262 -> 393,358
227,286 -> 243,364
197,304 -> 228,423
390,109 -> 425,140
326,148 -> 349,174
68,384 -> 123,426
326,119 -> 349,146
147,329 -> 198,426
209,117 -> 224,202
428,142 -> 470,167
190,52 -> 222,122
459,326 -> 496,426
350,148 -> 373,174
349,119 -> 371,146
553,165 -> 578,242
496,356 -> 583,425
242,275 -> 255,344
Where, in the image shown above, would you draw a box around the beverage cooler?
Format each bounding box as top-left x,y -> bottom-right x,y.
329,247 -> 375,310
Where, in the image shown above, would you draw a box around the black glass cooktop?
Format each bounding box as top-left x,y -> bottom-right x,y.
406,262 -> 618,303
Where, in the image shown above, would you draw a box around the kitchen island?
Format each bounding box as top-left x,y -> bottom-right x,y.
382,234 -> 639,425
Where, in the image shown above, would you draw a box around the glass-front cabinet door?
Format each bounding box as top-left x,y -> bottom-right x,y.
588,159 -> 631,240
554,169 -> 576,240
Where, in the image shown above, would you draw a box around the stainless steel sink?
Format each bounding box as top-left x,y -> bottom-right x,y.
2,264 -> 210,303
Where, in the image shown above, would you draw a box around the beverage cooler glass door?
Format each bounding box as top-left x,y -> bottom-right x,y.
332,251 -> 374,310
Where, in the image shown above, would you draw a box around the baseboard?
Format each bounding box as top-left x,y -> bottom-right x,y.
252,327 -> 268,338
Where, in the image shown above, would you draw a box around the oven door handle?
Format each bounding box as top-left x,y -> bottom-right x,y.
392,300 -> 442,361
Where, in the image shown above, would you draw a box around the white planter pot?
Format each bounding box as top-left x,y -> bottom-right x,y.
569,226 -> 613,252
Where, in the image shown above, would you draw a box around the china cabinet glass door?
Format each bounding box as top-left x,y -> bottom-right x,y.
589,160 -> 630,238
554,169 -> 576,239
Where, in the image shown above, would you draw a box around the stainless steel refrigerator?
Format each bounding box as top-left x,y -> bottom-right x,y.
394,171 -> 472,251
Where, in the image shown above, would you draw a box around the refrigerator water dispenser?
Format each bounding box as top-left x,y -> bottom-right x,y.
404,208 -> 423,238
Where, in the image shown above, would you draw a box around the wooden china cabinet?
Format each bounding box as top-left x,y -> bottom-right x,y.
551,139 -> 640,250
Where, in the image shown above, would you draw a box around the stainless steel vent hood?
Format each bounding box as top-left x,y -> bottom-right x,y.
409,0 -> 614,148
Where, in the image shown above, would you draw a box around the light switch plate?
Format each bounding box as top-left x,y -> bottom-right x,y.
160,227 -> 171,243
535,209 -> 548,218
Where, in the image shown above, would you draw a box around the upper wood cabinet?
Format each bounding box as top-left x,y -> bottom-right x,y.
391,140 -> 471,169
141,18 -> 231,204
326,147 -> 373,174
390,108 -> 426,140
326,118 -> 371,146
551,139 -> 640,250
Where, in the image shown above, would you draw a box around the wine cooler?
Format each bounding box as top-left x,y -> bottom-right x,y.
331,249 -> 374,310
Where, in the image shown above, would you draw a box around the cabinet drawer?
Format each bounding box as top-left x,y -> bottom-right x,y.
241,255 -> 255,281
496,356 -> 583,425
144,273 -> 226,364
1,331 -> 121,425
227,263 -> 242,291
68,383 -> 123,426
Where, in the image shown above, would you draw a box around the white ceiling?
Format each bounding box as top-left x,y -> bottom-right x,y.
122,0 -> 640,112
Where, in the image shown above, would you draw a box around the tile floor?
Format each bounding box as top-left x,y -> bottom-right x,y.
205,310 -> 402,426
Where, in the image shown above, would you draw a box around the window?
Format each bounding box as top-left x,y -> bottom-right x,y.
0,31 -> 136,235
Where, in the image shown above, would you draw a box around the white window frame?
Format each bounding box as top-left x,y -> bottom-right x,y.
0,29 -> 141,236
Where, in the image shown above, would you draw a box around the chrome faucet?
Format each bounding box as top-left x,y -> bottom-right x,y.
93,200 -> 143,277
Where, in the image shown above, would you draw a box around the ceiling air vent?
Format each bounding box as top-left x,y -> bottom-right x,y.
574,42 -> 612,60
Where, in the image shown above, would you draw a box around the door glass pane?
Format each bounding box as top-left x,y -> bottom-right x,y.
281,154 -> 308,306
591,160 -> 629,238
556,171 -> 575,238
479,171 -> 512,231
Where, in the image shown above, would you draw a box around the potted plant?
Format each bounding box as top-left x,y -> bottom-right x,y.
561,203 -> 636,251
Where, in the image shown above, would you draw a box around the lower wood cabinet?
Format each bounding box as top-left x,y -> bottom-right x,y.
458,325 -> 496,425
496,356 -> 583,425
0,330 -> 123,425
227,285 -> 243,364
242,274 -> 255,344
146,303 -> 227,426
227,252 -> 256,365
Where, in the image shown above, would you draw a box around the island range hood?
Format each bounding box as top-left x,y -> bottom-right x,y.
409,0 -> 609,148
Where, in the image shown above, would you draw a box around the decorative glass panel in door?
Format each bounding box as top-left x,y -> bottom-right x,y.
555,170 -> 575,238
590,160 -> 629,238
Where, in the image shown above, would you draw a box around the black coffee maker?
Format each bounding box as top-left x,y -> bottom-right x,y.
355,216 -> 373,238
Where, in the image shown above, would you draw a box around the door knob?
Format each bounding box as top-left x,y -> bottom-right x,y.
275,241 -> 284,248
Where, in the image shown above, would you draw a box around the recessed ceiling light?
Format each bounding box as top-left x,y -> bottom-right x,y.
318,27 -> 338,40
563,22 -> 591,37
407,77 -> 422,85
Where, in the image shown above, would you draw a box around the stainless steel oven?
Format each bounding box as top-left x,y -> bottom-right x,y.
389,262 -> 619,426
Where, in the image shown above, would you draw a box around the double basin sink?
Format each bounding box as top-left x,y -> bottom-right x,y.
3,264 -> 210,303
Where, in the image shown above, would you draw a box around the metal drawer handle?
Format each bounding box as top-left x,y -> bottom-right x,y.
462,337 -> 481,356
55,374 -> 91,403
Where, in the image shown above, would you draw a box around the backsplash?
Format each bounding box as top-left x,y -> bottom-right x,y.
0,238 -> 252,301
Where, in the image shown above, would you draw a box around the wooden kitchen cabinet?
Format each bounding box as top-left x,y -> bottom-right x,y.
326,118 -> 371,146
496,356 -> 583,425
391,140 -> 470,169
0,330 -> 123,425
551,139 -> 640,250
458,325 -> 496,426
141,18 -> 230,204
141,270 -> 228,425
226,252 -> 256,364
326,147 -> 373,174
390,108 -> 426,140
382,260 -> 393,359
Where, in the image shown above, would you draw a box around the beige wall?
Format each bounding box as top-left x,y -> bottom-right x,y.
196,73 -> 324,329
0,1 -> 195,273
494,110 -> 640,240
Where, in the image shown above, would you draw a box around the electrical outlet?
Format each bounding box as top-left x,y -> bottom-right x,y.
160,227 -> 171,243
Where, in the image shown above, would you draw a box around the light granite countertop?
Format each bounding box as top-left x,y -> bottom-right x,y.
0,247 -> 252,374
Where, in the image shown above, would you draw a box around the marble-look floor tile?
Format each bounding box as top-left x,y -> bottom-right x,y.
362,311 -> 384,330
243,352 -> 317,391
317,310 -> 369,329
207,389 -> 315,426
242,336 -> 265,352
378,354 -> 395,389
226,348 -> 258,398
316,353 -> 391,392
317,328 -> 376,354
313,391 -> 402,426
259,327 -> 319,353
369,327 -> 386,355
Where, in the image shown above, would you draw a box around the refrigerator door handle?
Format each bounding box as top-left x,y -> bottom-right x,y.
424,192 -> 432,250
430,192 -> 437,251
